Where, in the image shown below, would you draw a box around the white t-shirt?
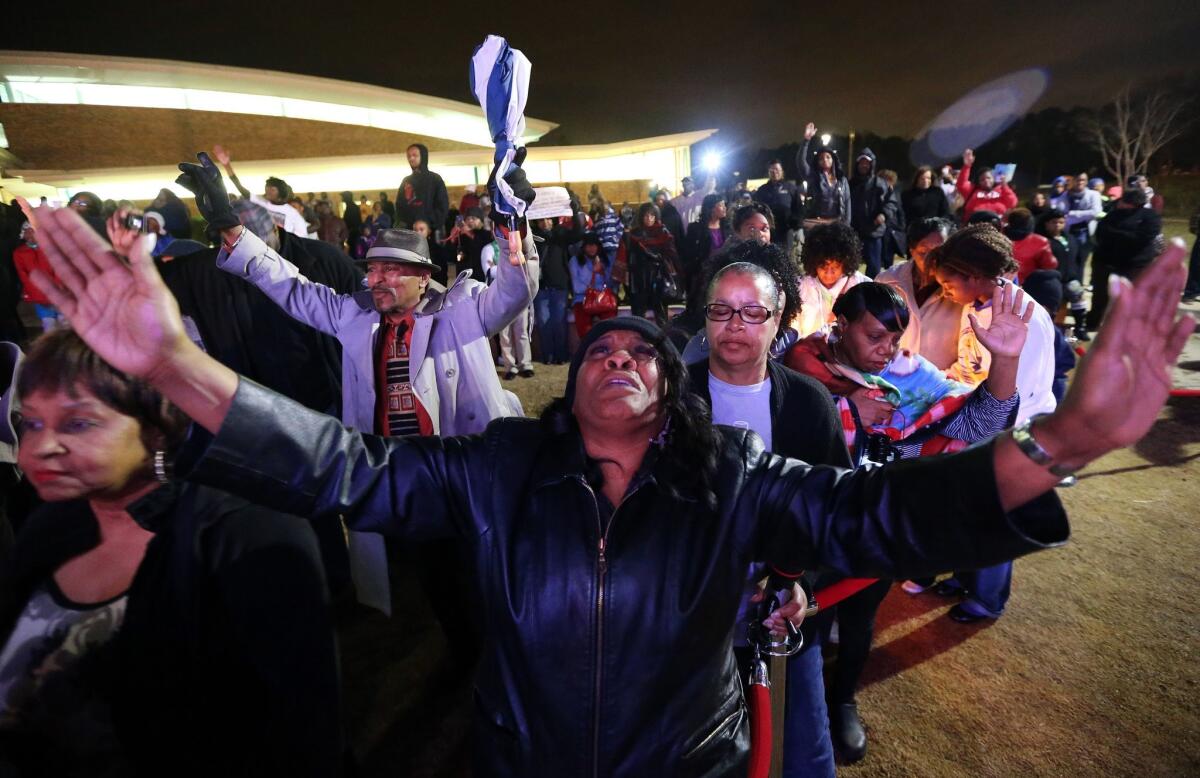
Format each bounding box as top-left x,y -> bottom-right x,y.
708,373 -> 773,451
251,194 -> 309,238
945,286 -> 1057,423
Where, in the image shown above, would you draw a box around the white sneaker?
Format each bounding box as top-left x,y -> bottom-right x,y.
901,579 -> 931,595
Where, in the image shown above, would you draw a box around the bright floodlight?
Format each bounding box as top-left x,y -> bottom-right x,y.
820,133 -> 832,147
703,152 -> 721,172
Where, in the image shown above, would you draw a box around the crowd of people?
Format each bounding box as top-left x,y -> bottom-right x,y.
0,124 -> 1194,778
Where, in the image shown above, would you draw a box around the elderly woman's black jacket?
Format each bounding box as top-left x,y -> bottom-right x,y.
184,379 -> 1069,778
0,482 -> 342,778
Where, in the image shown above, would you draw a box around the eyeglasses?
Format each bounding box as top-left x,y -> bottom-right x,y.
704,303 -> 774,325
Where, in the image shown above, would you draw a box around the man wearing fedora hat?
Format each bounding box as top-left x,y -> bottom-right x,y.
174,152 -> 539,615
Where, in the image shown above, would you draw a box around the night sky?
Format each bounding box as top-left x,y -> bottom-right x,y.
6,0 -> 1200,154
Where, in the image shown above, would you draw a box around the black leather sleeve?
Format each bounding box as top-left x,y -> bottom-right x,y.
182,378 -> 489,541
745,435 -> 1069,579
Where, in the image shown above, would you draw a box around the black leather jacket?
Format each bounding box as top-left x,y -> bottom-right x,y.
185,380 -> 1069,778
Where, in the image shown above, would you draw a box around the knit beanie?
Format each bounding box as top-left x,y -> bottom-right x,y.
563,317 -> 676,409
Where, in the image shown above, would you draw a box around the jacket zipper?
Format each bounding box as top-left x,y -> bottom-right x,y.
581,478 -> 639,778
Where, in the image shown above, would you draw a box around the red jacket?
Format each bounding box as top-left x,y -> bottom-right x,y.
956,165 -> 1018,218
783,334 -> 860,396
1010,234 -> 1057,283
13,244 -> 57,305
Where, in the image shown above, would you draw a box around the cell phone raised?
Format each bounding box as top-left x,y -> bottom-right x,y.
122,212 -> 147,233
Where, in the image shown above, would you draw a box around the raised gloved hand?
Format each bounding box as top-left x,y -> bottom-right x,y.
175,152 -> 240,231
487,146 -> 536,227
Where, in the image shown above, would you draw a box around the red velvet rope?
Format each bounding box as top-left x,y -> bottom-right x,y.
747,682 -> 772,778
811,578 -> 878,611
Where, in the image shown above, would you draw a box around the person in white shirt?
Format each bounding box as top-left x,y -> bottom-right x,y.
797,222 -> 870,338
212,145 -> 310,238
928,223 -> 1057,621
876,217 -> 963,370
669,174 -> 716,236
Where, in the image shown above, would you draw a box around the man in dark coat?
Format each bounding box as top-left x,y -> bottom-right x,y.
396,143 -> 449,232
753,159 -> 802,247
849,149 -> 897,278
157,203 -> 362,598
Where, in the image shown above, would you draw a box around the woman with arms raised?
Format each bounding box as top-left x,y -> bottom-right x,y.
20,150 -> 1193,777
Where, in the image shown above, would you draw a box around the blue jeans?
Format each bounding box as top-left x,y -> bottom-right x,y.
950,561 -> 1013,617
782,634 -> 836,778
534,287 -> 569,363
861,236 -> 883,278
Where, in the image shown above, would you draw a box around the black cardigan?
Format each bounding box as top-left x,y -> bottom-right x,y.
687,358 -> 852,469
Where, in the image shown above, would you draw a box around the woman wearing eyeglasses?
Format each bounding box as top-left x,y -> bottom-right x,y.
686,243 -> 849,778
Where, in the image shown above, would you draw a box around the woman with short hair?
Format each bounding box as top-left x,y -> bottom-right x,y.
0,330 -> 342,777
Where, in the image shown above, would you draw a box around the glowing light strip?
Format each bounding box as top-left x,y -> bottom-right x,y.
7,147 -> 686,203
1,80 -> 499,146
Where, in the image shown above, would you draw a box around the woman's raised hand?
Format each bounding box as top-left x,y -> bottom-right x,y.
970,282 -> 1033,359
1048,241 -> 1193,456
30,206 -> 188,381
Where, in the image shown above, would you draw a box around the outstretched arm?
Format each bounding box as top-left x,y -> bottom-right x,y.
213,144 -> 251,200
751,242 -> 1192,577
990,242 -> 1191,502
29,204 -> 489,541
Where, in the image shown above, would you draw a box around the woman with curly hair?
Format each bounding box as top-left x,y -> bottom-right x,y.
797,221 -> 870,337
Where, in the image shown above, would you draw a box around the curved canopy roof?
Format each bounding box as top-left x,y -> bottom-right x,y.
0,50 -> 557,147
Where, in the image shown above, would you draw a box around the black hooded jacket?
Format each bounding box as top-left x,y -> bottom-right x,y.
849,148 -> 897,240
796,139 -> 851,223
1093,205 -> 1163,275
396,144 -> 450,231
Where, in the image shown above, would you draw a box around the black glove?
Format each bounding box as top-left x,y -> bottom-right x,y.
487,147 -> 536,222
175,152 -> 240,231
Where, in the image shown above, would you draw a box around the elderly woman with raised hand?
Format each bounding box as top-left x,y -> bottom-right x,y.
784,279 -> 1030,759
0,330 -> 342,778
24,192 -> 1194,777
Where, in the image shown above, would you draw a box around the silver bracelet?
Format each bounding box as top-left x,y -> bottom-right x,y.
222,226 -> 247,254
1011,416 -> 1076,478
153,450 -> 171,484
